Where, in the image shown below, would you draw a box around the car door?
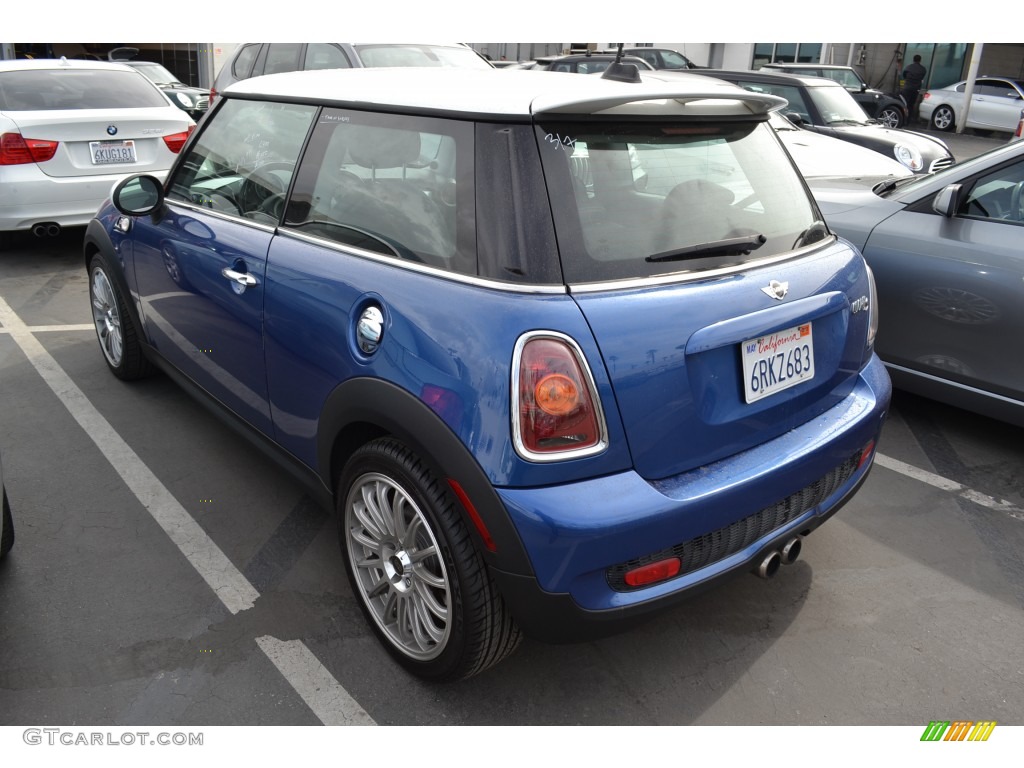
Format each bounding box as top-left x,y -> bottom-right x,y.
130,98 -> 318,436
970,79 -> 1024,131
863,156 -> 1024,400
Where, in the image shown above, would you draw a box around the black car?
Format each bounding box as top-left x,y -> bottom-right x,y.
701,69 -> 954,174
761,63 -> 907,128
109,48 -> 209,120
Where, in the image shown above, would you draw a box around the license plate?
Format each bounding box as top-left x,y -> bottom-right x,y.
741,322 -> 815,403
90,140 -> 137,165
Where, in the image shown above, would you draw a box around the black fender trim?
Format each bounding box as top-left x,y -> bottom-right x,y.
317,377 -> 534,575
83,219 -> 149,346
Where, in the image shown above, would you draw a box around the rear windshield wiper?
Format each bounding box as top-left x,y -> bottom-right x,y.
646,233 -> 766,263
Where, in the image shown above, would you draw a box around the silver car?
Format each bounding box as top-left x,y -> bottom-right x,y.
920,77 -> 1024,134
809,140 -> 1024,426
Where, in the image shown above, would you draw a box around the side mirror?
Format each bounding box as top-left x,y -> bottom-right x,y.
785,111 -> 805,126
932,183 -> 963,218
112,174 -> 164,216
860,84 -> 867,93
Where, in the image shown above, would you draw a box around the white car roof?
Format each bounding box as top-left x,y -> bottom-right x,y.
0,57 -> 137,73
224,67 -> 787,119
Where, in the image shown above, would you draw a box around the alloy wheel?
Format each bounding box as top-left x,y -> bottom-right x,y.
344,472 -> 451,660
90,267 -> 124,368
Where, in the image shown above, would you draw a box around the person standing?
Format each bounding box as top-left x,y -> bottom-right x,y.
901,54 -> 927,122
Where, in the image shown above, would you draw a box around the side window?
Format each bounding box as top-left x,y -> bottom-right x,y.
231,44 -> 260,79
285,109 -> 476,275
738,81 -> 812,123
304,44 -> 353,71
167,99 -> 317,224
263,43 -> 303,76
958,159 -> 1024,222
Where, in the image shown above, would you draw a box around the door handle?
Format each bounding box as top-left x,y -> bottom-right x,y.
221,267 -> 258,287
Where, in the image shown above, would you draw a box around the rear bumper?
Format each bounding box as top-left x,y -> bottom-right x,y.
493,354 -> 891,642
0,167 -> 167,231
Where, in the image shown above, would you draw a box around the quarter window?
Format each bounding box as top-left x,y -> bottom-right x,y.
285,109 -> 476,275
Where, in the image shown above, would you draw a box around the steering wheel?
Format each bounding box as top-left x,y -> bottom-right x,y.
238,162 -> 294,217
1009,180 -> 1024,221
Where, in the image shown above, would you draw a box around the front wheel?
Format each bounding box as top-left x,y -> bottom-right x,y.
338,437 -> 521,681
878,106 -> 905,129
931,105 -> 956,132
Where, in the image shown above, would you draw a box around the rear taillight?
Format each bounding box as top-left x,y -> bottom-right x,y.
0,132 -> 59,165
513,332 -> 606,460
162,125 -> 195,154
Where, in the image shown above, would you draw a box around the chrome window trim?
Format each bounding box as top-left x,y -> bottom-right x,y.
276,227 -> 568,295
510,330 -> 609,463
567,237 -> 837,294
165,198 -> 278,234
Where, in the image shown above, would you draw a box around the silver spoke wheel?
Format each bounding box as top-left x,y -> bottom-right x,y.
345,472 -> 451,661
90,267 -> 124,367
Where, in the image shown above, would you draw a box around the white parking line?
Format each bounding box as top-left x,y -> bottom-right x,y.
873,453 -> 1024,521
0,300 -> 376,726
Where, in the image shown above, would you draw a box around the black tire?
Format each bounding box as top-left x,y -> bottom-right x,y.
338,437 -> 521,681
931,105 -> 956,132
88,253 -> 154,380
1,488 -> 13,559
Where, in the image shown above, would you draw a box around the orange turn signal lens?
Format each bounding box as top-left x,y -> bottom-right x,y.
534,373 -> 579,416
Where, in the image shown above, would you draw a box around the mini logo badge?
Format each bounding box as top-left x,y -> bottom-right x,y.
761,280 -> 789,301
106,125 -> 118,136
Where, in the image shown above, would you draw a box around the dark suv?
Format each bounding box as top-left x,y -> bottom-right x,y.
85,67 -> 890,681
601,47 -> 700,70
761,63 -> 906,128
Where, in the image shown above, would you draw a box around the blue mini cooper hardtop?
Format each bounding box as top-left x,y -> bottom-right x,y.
84,66 -> 891,680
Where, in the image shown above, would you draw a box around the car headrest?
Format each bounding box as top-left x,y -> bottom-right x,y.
347,126 -> 421,170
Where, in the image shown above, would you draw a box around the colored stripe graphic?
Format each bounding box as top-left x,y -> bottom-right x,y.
920,720 -> 996,742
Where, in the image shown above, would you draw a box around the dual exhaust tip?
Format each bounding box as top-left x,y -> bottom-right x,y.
755,536 -> 802,579
32,222 -> 62,238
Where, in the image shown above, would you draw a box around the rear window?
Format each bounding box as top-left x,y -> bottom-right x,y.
537,118 -> 825,284
0,68 -> 170,111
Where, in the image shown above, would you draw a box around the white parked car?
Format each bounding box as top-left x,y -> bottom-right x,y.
0,58 -> 195,242
920,76 -> 1024,134
768,111 -> 913,183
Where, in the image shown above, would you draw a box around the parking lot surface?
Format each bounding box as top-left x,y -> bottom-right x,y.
1,132 -> 1022,727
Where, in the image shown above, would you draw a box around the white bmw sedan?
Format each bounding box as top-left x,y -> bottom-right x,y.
0,58 -> 194,242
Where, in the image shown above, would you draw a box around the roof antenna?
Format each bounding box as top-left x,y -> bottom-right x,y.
601,43 -> 641,83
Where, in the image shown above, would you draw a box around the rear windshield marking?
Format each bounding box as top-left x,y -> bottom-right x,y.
544,132 -> 577,152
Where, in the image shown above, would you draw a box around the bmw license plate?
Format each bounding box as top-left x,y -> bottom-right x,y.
90,140 -> 137,165
741,322 -> 815,403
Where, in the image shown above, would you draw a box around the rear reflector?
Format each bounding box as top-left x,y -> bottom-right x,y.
0,132 -> 59,165
447,479 -> 496,553
857,439 -> 876,469
624,557 -> 681,588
